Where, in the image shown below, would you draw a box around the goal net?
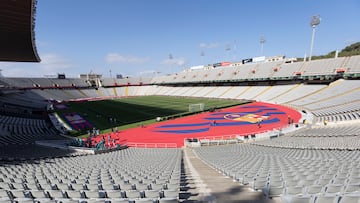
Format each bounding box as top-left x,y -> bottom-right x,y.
189,103 -> 205,113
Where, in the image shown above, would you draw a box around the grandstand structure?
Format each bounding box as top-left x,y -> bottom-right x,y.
1,54 -> 360,202
1,1 -> 360,201
0,0 -> 40,62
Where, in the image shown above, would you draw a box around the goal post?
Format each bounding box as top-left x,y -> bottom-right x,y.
189,103 -> 205,113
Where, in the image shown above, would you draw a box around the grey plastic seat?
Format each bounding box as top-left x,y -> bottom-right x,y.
0,189 -> 10,201
56,183 -> 71,190
164,183 -> 179,191
100,183 -> 118,191
299,179 -> 316,187
161,190 -> 178,199
316,178 -> 331,186
348,177 -> 360,185
46,190 -> 66,200
285,179 -> 300,187
305,185 -> 323,195
285,186 -> 304,195
252,179 -> 267,191
343,184 -> 360,194
135,199 -> 155,203
332,177 -> 347,184
287,196 -> 313,203
64,190 -> 84,200
85,184 -> 100,191
109,200 -> 129,203
338,195 -> 360,203
104,190 -> 122,199
38,183 -> 55,190
0,183 -> 12,190
119,183 -> 134,191
158,198 -> 178,203
26,190 -> 50,202
70,183 -> 85,190
81,199 -> 106,203
82,190 -> 104,199
267,186 -> 285,198
10,182 -> 26,190
150,184 -> 164,191
24,182 -> 40,190
124,190 -> 142,199
8,190 -> 33,202
314,196 -> 340,203
324,184 -> 343,195
268,180 -> 284,188
57,200 -> 79,203
135,184 -> 150,191
143,190 -> 161,199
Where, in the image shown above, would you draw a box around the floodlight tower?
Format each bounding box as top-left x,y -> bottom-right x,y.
233,40 -> 237,61
260,35 -> 266,56
200,50 -> 205,65
225,43 -> 231,61
309,15 -> 321,61
169,53 -> 173,74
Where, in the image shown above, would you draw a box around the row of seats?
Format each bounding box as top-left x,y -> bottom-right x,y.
193,144 -> 360,202
315,111 -> 360,124
0,148 -> 181,203
1,56 -> 359,88
0,188 -> 178,203
0,77 -> 151,89
252,124 -> 360,150
0,115 -> 61,146
151,55 -> 360,84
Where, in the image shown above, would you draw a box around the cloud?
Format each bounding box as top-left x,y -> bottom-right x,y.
35,40 -> 50,47
344,39 -> 358,47
0,66 -> 31,77
40,53 -> 74,72
161,57 -> 187,66
0,53 -> 75,77
105,53 -> 149,64
199,42 -> 221,49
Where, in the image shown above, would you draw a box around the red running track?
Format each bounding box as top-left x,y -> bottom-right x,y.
90,102 -> 301,148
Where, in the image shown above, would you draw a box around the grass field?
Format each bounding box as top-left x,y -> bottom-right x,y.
55,95 -> 248,136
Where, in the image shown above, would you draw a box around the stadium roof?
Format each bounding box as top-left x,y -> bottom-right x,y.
0,0 -> 40,62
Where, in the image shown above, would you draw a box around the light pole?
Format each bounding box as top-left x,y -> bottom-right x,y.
309,15 -> 321,61
233,40 -> 237,61
260,35 -> 266,56
169,53 -> 173,74
225,43 -> 231,61
200,50 -> 204,65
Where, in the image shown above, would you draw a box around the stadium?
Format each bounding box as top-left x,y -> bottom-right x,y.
1,1 -> 360,203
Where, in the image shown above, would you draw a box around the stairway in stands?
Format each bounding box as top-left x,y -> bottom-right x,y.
181,147 -> 280,203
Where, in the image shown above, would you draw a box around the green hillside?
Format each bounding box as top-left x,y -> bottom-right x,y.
297,42 -> 360,61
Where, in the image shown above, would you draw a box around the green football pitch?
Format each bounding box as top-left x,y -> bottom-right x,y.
56,95 -> 248,136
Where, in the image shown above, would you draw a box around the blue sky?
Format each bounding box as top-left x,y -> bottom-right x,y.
1,0 -> 360,78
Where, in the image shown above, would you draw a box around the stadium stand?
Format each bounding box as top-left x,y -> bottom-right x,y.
0,9 -> 360,200
252,124 -> 360,150
0,148 -> 181,203
193,144 -> 360,202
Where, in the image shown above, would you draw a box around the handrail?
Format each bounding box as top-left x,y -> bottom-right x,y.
124,142 -> 178,148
